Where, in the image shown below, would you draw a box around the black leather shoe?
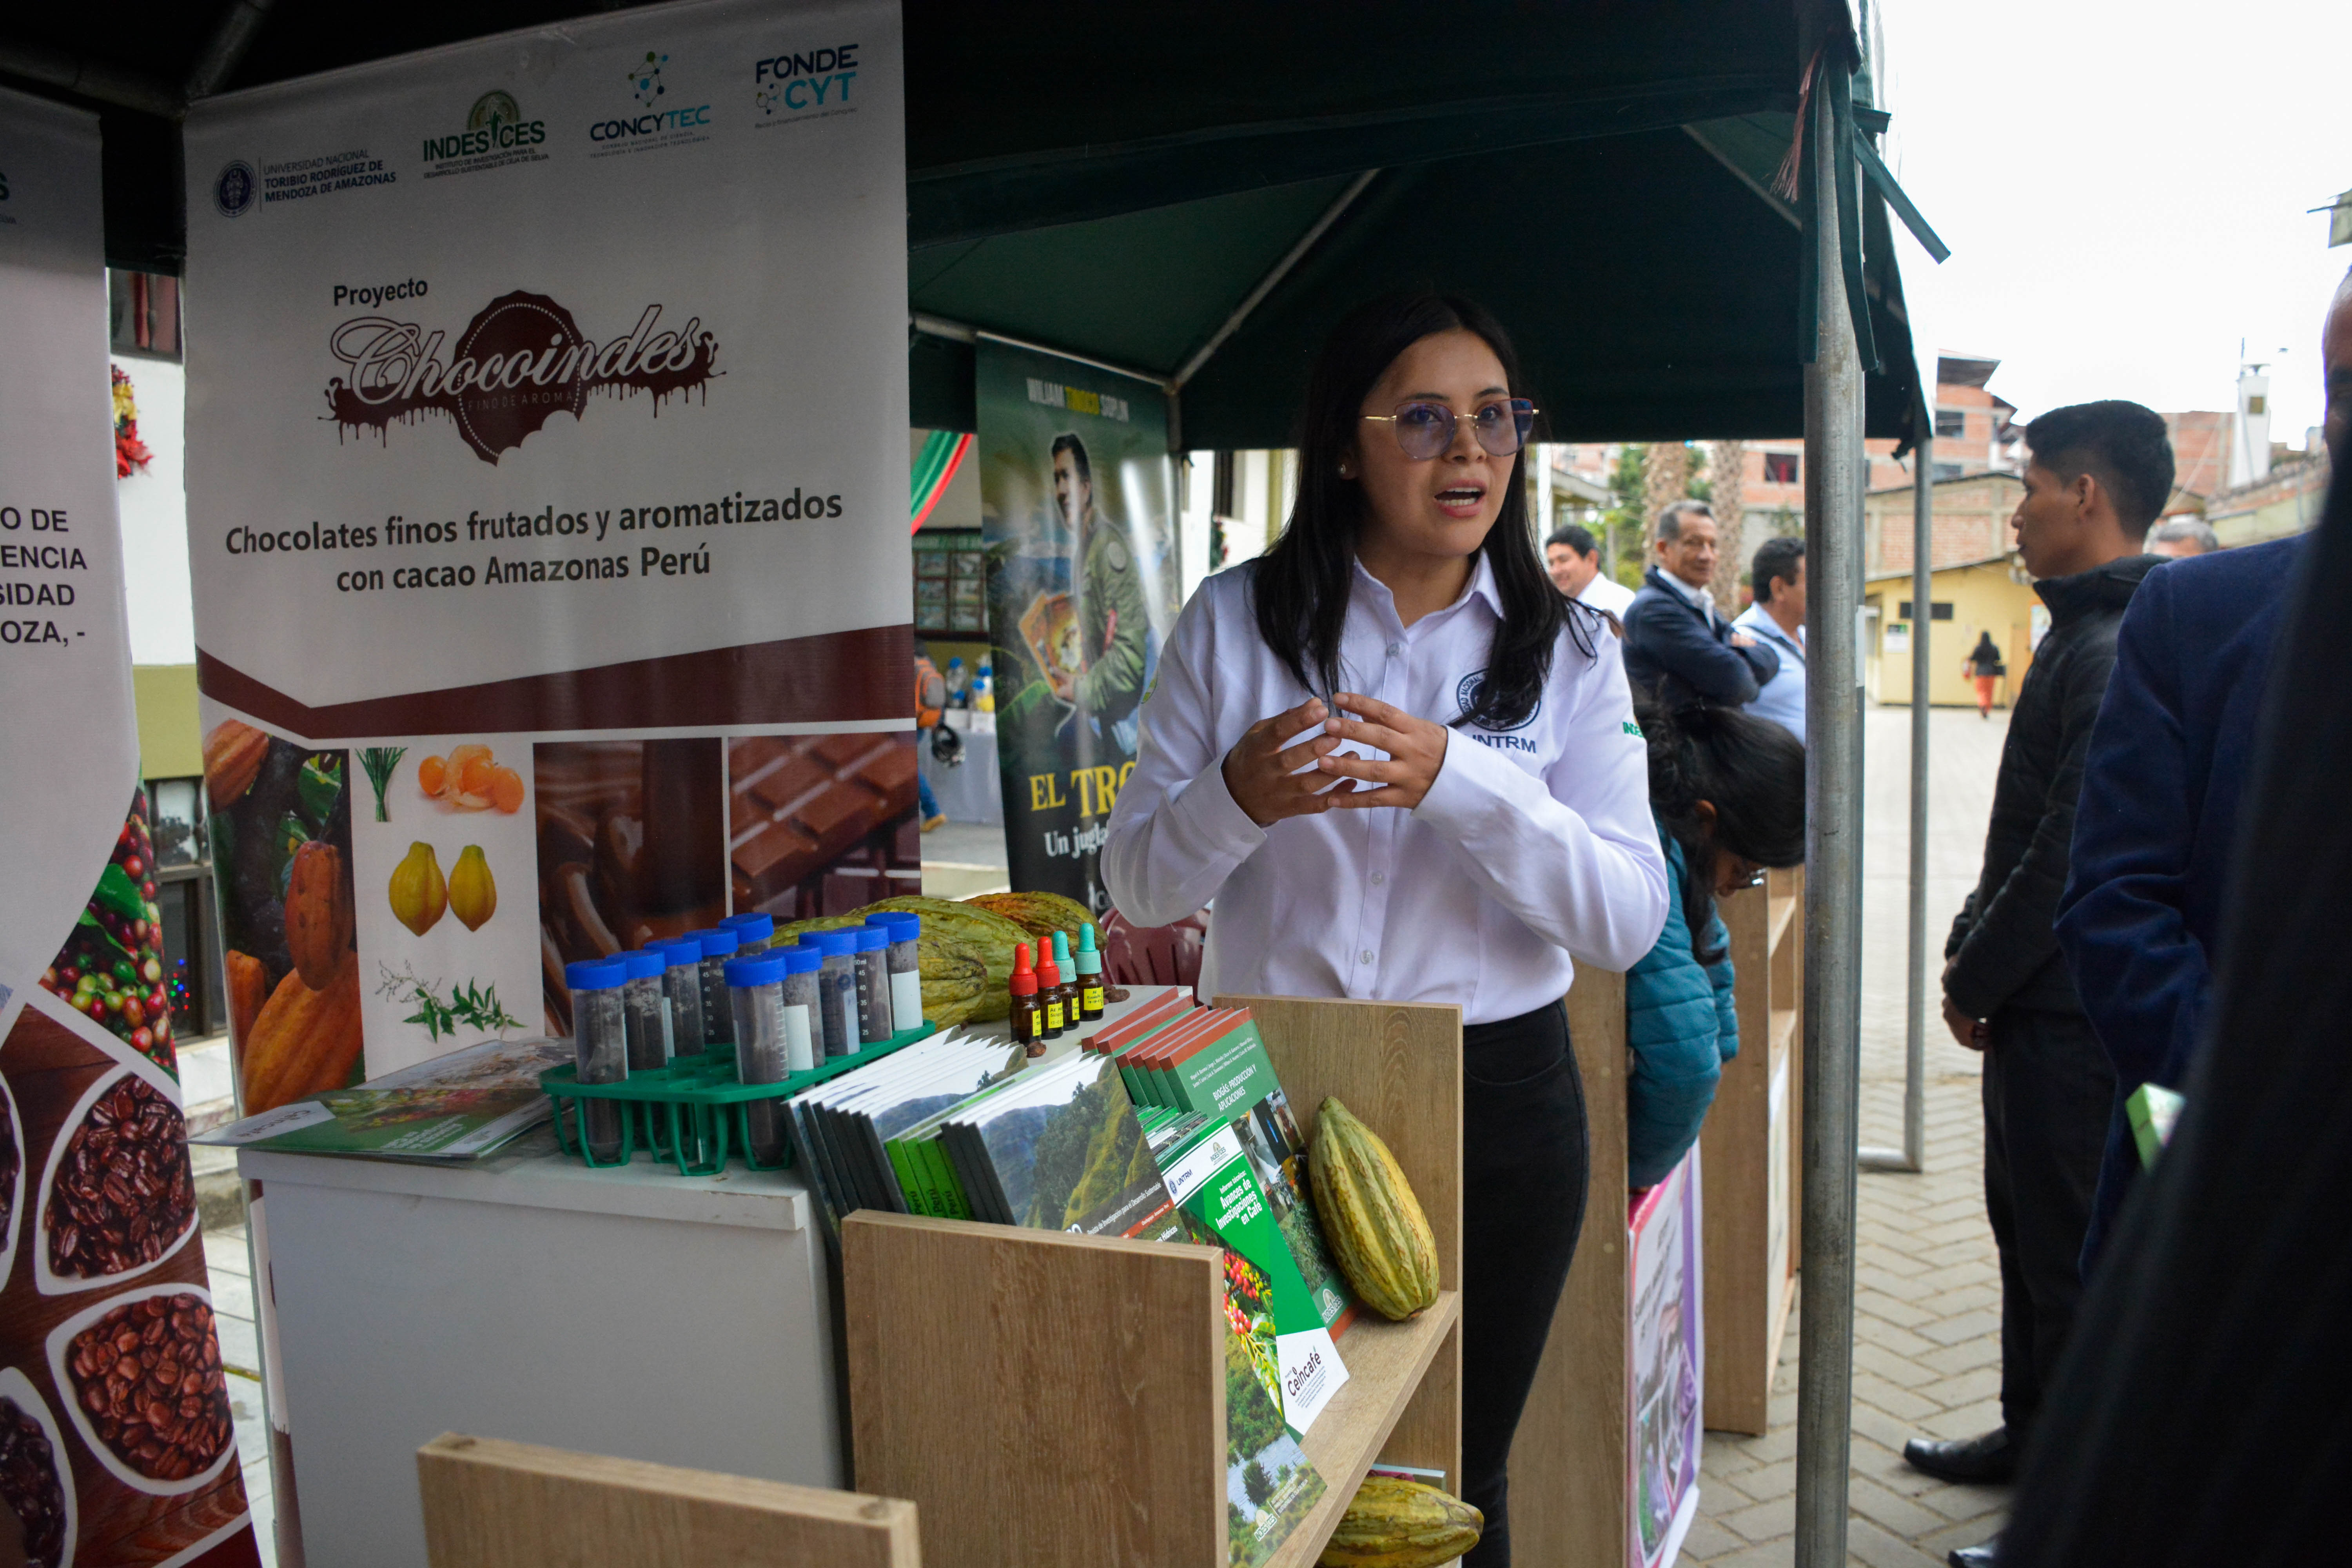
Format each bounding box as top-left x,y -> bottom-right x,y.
1903,1427 -> 2016,1484
1949,1537 -> 2000,1568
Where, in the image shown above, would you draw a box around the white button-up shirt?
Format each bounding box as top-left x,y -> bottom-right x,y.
1104,556 -> 1669,1025
1730,603 -> 1806,744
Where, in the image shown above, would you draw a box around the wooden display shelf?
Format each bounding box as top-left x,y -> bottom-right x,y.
416,1433 -> 920,1568
1700,863 -> 1806,1436
842,995 -> 1463,1568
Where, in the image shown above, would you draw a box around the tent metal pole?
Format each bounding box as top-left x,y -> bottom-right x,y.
1795,73 -> 1865,1568
1860,437 -> 1931,1175
907,312 -> 1172,392
1170,169 -> 1380,392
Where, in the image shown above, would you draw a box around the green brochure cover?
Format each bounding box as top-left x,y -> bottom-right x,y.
1165,1016 -> 1356,1337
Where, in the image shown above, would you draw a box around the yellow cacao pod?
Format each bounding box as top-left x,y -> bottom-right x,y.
1318,1477 -> 1482,1568
1311,1098 -> 1440,1321
448,844 -> 497,931
285,840 -> 353,989
963,890 -> 1094,944
388,842 -> 447,936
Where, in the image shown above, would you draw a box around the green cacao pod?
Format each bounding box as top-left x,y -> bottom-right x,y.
915,934 -> 988,1026
1310,1098 -> 1440,1321
1317,1477 -> 1482,1568
854,896 -> 1030,1020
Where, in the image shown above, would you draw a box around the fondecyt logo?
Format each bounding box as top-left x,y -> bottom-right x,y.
213,160 -> 258,217
751,42 -> 859,119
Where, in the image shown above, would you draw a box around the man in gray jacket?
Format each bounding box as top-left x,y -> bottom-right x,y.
1904,401 -> 2172,1568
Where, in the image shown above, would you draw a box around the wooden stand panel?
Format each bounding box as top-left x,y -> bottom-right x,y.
416,1434 -> 918,1568
1505,967 -> 1630,1568
844,995 -> 1466,1568
845,1216 -> 1225,1568
1700,865 -> 1804,1436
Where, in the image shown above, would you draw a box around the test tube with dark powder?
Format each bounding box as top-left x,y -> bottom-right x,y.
804,930 -> 859,1059
619,948 -> 674,1072
565,959 -> 629,1162
853,924 -> 895,1044
690,927 -> 739,1047
726,952 -> 790,1165
656,939 -> 704,1054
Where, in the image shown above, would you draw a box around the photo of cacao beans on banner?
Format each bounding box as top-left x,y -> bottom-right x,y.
202,720 -> 361,1115
0,789 -> 255,1567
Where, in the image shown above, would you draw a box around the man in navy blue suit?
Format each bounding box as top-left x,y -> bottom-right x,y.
2054,267 -> 2352,1272
1622,500 -> 1780,705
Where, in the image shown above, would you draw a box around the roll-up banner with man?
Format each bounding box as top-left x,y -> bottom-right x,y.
181,0 -> 910,1118
0,85 -> 263,1568
977,343 -> 1179,910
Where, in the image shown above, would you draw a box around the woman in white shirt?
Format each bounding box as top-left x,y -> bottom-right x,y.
1104,293 -> 1668,1565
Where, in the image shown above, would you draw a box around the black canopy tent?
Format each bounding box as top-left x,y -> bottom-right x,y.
7,0 -> 1926,450
4,6 -> 1922,1564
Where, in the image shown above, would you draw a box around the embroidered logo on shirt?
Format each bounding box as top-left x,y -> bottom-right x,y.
1454,669 -> 1539,734
1623,720 -> 1644,739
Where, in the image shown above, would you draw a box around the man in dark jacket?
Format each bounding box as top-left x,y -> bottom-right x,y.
1622,500 -> 1779,704
1903,401 -> 2172,1566
2053,535 -> 2301,1271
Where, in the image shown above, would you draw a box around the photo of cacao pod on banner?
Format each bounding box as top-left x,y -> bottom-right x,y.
202,720 -> 360,1114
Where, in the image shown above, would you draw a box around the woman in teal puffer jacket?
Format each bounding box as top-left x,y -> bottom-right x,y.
1626,699 -> 1806,1189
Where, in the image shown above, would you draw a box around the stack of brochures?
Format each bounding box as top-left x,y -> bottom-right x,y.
784,989 -> 1365,1566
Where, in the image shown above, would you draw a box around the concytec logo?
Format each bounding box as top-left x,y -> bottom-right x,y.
423,91 -> 547,162
752,43 -> 858,115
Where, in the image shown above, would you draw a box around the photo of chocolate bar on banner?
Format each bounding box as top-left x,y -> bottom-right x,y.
726,734 -> 920,921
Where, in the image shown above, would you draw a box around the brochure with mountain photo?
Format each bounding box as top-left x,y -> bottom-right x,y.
945,1052 -> 1184,1241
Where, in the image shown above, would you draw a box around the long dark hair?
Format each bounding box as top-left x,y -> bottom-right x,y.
1636,696 -> 1807,962
1250,292 -> 1595,730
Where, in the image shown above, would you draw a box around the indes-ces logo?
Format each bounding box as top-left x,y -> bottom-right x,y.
323,293 -> 719,464
421,91 -> 549,178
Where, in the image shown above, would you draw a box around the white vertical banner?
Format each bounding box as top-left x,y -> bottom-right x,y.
1,85 -> 263,1568
181,0 -> 915,1114
0,89 -> 139,989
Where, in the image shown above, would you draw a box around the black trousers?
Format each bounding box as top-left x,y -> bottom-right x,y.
1460,1000 -> 1588,1568
1982,1005 -> 2115,1443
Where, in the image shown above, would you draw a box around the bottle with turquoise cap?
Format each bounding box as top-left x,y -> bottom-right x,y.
1075,924 -> 1105,1021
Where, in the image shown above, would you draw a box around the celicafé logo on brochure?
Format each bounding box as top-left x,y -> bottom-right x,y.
421,91 -> 547,168
213,161 -> 258,217
752,42 -> 860,116
323,291 -> 719,465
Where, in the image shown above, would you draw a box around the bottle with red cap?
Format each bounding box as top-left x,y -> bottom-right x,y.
1036,938 -> 1067,1041
1009,942 -> 1044,1056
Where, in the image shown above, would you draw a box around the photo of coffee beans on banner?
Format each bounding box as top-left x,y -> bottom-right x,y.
2,790 -> 256,1568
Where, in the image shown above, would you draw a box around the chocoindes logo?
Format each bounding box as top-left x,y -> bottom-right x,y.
323,292 -> 719,464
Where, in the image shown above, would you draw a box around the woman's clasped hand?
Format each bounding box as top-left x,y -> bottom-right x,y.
1220,693 -> 1453,826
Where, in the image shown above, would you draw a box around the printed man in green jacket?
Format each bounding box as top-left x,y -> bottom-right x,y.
1006,432 -> 1148,747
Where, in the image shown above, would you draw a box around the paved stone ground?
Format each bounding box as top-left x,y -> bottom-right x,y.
1684,705 -> 2015,1568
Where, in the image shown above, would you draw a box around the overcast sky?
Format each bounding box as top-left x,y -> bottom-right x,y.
1881,0 -> 2348,445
